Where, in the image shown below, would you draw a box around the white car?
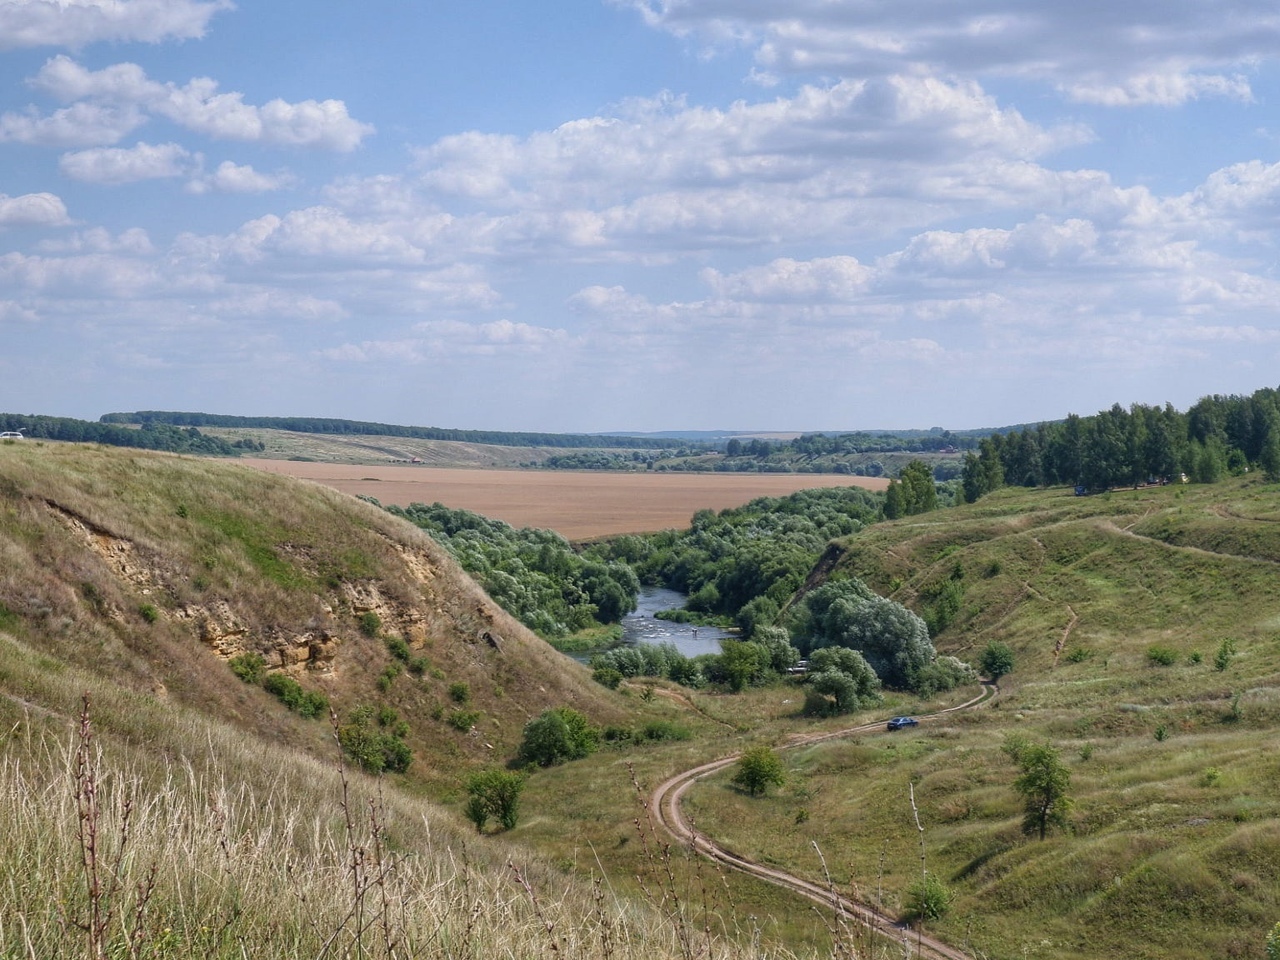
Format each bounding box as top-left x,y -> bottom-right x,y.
0,432 -> 23,440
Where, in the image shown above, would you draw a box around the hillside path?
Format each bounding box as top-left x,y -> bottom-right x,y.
649,684 -> 996,960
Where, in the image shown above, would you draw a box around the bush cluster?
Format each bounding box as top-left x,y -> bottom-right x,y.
337,705 -> 412,774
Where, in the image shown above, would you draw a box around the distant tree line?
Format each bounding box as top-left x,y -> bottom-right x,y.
100,411 -> 689,451
961,387 -> 1280,500
0,414 -> 246,456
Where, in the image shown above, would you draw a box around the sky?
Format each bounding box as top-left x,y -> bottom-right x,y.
3,1 -> 1280,433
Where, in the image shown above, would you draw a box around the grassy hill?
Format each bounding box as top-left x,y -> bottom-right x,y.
0,440 -> 633,791
0,440 -> 764,959
679,479 -> 1280,959
4,440 -> 1279,960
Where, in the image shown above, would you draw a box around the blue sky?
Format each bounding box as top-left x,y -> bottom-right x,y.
3,1 -> 1280,433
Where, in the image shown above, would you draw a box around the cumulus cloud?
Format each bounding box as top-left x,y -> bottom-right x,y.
0,0 -> 231,51
0,191 -> 71,227
187,161 -> 295,194
407,77 -> 1089,254
615,0 -> 1280,106
0,101 -> 145,147
13,56 -> 374,150
59,141 -> 193,183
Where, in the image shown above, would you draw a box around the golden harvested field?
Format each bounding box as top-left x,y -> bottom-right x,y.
240,459 -> 888,539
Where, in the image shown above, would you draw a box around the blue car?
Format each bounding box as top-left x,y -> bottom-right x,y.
886,716 -> 918,731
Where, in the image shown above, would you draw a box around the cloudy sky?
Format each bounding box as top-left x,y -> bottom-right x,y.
3,0 -> 1280,433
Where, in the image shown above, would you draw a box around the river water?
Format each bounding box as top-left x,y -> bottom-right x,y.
621,586 -> 733,657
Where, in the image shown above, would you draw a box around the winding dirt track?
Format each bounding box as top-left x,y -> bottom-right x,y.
649,684 -> 997,960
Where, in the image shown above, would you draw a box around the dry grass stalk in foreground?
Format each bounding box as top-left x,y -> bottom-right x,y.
0,692 -> 821,960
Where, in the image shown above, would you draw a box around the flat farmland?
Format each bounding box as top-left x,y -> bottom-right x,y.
240,459 -> 888,540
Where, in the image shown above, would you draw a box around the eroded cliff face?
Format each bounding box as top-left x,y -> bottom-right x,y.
42,493 -> 506,678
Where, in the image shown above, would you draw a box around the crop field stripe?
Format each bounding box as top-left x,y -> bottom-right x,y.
239,460 -> 889,539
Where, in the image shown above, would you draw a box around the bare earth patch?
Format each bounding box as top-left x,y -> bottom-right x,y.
240,460 -> 888,539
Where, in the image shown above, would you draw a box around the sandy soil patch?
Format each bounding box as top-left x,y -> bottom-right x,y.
240,460 -> 888,540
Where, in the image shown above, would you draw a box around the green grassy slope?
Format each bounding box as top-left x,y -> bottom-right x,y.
683,479 -> 1280,960
0,441 -> 769,960
0,441 -> 628,792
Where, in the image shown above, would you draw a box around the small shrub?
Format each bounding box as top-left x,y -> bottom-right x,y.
639,720 -> 691,742
449,681 -> 471,704
139,603 -> 159,624
1224,692 -> 1243,723
377,705 -> 399,727
337,705 -> 412,774
1266,920 -> 1280,960
377,662 -> 403,693
465,769 -> 525,832
905,873 -> 953,922
263,673 -> 328,719
1200,767 -> 1223,787
228,652 -> 266,685
1154,724 -> 1169,741
385,636 -> 411,662
1065,647 -> 1095,664
1215,637 -> 1237,672
1146,646 -> 1178,666
448,709 -> 480,732
1078,743 -> 1094,761
407,655 -> 430,676
358,611 -> 382,638
593,666 -> 624,689
1188,651 -> 1203,665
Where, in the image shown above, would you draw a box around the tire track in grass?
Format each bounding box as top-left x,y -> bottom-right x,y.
649,684 -> 996,960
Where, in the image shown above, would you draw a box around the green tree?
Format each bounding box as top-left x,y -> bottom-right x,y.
883,479 -> 905,520
516,707 -> 599,767
898,460 -> 937,515
717,639 -> 769,692
732,745 -> 786,797
464,768 -> 525,832
1008,741 -> 1073,840
979,641 -> 1015,681
1259,423 -> 1280,482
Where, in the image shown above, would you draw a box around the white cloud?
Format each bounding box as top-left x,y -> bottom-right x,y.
321,319 -> 573,363
59,141 -> 193,183
35,227 -> 152,253
0,101 -> 144,146
0,0 -> 231,51
14,57 -> 374,151
702,256 -> 873,301
0,191 -> 71,227
187,161 -> 295,194
408,77 -> 1089,255
615,0 -> 1280,106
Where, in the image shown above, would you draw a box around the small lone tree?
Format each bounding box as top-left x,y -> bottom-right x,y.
732,745 -> 786,797
464,769 -> 525,832
1006,739 -> 1072,840
979,641 -> 1015,681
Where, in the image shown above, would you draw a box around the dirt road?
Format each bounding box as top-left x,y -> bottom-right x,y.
649,684 -> 997,960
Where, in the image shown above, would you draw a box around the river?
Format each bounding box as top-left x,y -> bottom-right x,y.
621,586 -> 733,657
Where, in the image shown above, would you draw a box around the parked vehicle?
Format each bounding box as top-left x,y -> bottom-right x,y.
886,716 -> 918,731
